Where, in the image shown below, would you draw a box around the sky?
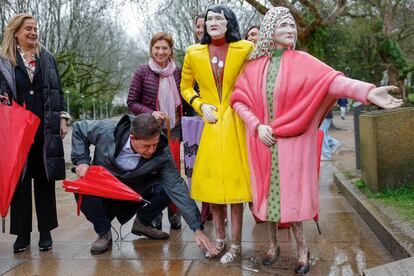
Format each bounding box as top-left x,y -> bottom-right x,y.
117,0 -> 159,41
118,1 -> 142,38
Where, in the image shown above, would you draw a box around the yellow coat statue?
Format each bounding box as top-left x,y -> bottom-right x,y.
181,40 -> 253,204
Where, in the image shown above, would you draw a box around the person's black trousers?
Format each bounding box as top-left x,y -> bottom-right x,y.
10,144 -> 58,235
77,184 -> 171,235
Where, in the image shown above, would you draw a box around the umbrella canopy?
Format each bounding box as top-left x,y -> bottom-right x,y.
314,130 -> 324,234
0,102 -> 40,232
63,166 -> 150,215
181,116 -> 204,189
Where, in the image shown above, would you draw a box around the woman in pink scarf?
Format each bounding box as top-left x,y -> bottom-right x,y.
230,7 -> 402,274
127,32 -> 182,231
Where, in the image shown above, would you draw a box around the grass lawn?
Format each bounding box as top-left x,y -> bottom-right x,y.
355,179 -> 414,223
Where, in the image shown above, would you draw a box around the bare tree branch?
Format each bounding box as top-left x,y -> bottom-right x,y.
268,0 -> 307,28
244,0 -> 268,15
324,0 -> 348,24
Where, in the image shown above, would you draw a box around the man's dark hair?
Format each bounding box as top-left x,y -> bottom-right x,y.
130,114 -> 161,140
200,4 -> 241,45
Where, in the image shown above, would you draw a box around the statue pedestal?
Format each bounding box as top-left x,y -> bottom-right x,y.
360,107 -> 414,192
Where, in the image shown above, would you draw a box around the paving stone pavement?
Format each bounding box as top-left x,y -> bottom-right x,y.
0,113 -> 395,275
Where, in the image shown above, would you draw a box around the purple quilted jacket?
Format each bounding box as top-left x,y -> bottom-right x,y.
127,63 -> 181,115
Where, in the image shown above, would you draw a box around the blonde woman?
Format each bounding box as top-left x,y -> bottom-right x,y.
0,13 -> 69,253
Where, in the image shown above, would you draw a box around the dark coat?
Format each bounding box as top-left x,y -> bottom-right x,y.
0,47 -> 65,181
71,115 -> 202,230
127,63 -> 180,114
126,63 -> 194,116
128,63 -> 188,140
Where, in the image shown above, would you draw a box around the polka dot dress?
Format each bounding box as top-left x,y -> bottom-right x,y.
265,48 -> 285,222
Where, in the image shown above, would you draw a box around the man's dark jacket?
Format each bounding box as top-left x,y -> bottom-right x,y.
71,115 -> 202,230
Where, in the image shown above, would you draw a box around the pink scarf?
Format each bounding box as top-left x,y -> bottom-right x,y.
149,58 -> 181,128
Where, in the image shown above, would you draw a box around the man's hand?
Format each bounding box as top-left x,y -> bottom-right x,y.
152,111 -> 167,122
194,229 -> 220,256
0,94 -> 9,105
201,104 -> 218,124
76,164 -> 90,177
257,124 -> 276,147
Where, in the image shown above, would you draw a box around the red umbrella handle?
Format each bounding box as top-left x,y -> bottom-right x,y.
77,194 -> 83,216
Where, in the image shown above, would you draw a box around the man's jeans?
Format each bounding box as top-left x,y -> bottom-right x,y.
75,185 -> 170,234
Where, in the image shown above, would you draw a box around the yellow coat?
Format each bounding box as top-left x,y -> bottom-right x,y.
181,40 -> 254,204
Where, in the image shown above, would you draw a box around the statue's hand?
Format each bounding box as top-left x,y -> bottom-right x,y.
257,124 -> 276,147
367,86 -> 403,109
201,104 -> 218,123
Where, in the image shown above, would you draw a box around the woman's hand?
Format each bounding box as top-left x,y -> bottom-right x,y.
60,118 -> 69,139
367,86 -> 403,109
257,124 -> 276,147
201,104 -> 218,123
152,111 -> 167,122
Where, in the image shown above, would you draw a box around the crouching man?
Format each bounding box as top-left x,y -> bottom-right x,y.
71,114 -> 219,255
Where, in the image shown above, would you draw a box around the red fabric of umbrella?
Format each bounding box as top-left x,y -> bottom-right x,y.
164,117 -> 180,215
0,102 -> 40,232
316,130 -> 324,178
63,166 -> 149,215
313,130 -> 324,234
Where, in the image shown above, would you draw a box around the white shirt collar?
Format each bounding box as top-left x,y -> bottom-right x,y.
123,137 -> 140,155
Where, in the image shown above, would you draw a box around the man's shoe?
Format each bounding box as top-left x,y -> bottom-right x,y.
39,231 -> 53,251
151,212 -> 162,230
169,214 -> 182,230
13,234 -> 30,253
152,221 -> 162,230
90,230 -> 112,254
132,217 -> 169,240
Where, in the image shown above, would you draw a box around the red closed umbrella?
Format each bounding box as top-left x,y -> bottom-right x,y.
0,102 -> 40,233
313,130 -> 324,234
164,117 -> 180,216
63,166 -> 150,215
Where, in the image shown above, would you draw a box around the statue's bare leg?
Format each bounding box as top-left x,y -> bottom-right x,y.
263,221 -> 280,266
205,204 -> 226,258
291,221 -> 310,273
220,203 -> 243,263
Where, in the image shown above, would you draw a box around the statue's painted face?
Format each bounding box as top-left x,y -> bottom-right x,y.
206,10 -> 227,40
273,17 -> 297,49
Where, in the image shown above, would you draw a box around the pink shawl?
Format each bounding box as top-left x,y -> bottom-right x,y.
230,50 -> 343,220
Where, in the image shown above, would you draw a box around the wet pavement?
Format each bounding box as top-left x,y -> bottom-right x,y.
0,113 -> 395,275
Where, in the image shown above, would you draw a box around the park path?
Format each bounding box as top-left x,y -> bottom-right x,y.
0,113 -> 394,275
